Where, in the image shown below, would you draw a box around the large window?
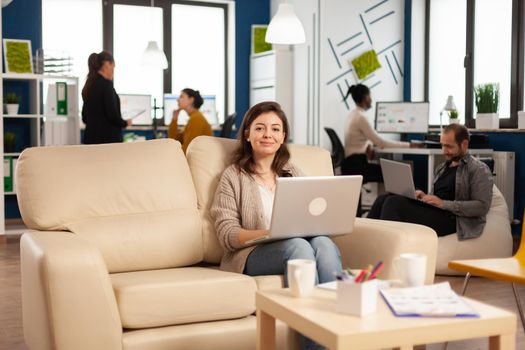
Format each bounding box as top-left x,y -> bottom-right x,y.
171,4 -> 225,123
104,0 -> 229,124
426,0 -> 523,128
428,0 -> 466,125
113,4 -> 164,106
43,0 -> 103,104
474,0 -> 512,119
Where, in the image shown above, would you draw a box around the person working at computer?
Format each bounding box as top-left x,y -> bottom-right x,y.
341,84 -> 414,180
211,101 -> 340,350
81,51 -> 132,144
168,88 -> 212,153
368,124 -> 493,238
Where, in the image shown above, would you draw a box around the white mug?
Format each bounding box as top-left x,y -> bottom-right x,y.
287,259 -> 316,297
393,253 -> 427,287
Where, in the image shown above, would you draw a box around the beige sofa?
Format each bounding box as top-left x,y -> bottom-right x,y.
17,136 -> 438,350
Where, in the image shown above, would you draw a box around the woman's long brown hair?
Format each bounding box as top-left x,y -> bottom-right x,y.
81,51 -> 114,100
232,101 -> 292,177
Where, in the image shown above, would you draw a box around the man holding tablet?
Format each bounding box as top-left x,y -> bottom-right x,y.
368,124 -> 493,239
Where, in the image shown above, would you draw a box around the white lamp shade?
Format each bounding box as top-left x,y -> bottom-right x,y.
265,4 -> 305,44
443,95 -> 457,111
141,41 -> 168,69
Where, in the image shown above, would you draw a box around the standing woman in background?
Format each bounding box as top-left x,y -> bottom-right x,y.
168,88 -> 212,153
81,51 -> 131,144
342,84 -> 411,180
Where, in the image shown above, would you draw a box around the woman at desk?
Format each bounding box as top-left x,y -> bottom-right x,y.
342,84 -> 411,181
81,51 -> 131,144
168,88 -> 212,153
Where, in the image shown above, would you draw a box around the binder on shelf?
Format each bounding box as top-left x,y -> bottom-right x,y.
4,157 -> 13,192
56,82 -> 68,115
46,83 -> 77,117
12,158 -> 18,193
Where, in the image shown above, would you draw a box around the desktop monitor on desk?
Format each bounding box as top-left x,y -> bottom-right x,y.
164,94 -> 219,126
119,94 -> 152,125
375,102 -> 429,133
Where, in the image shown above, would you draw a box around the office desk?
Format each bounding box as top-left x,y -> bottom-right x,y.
376,148 -> 494,191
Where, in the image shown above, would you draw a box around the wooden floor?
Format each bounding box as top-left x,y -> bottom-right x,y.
1,237 -> 525,350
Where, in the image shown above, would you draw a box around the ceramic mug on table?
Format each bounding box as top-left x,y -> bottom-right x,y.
287,259 -> 316,297
393,253 -> 427,287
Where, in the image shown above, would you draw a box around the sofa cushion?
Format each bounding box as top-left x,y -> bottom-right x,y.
186,136 -> 334,264
110,267 -> 257,329
16,139 -> 203,273
436,186 -> 513,275
253,275 -> 285,291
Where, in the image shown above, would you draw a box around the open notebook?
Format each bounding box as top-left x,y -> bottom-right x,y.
380,282 -> 479,318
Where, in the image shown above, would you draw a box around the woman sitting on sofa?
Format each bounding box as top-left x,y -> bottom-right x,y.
211,101 -> 341,350
210,101 -> 342,285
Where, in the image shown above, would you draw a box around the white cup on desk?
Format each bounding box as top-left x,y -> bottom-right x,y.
287,259 -> 316,297
393,253 -> 427,287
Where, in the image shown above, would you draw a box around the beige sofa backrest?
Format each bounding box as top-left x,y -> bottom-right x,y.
186,136 -> 333,263
16,139 -> 203,273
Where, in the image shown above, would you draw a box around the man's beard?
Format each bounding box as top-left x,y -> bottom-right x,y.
448,151 -> 464,162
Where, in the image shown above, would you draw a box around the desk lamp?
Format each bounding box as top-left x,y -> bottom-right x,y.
440,95 -> 457,131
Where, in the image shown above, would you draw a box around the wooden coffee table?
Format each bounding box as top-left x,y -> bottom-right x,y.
256,288 -> 516,350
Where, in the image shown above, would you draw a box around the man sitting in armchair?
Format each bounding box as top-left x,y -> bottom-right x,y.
368,123 -> 493,240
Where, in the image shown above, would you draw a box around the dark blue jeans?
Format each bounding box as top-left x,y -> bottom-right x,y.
244,236 -> 342,350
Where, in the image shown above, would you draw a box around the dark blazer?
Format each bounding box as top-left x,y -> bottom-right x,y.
82,74 -> 127,144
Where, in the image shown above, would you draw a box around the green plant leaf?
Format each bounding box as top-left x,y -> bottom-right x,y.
474,83 -> 499,114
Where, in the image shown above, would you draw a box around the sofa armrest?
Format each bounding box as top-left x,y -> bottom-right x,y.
21,231 -> 122,350
332,218 -> 438,284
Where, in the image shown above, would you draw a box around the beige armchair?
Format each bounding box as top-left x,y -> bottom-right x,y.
17,137 -> 437,350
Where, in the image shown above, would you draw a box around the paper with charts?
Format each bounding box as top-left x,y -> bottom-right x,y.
380,282 -> 479,318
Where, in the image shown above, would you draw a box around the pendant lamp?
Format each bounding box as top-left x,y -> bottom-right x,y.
265,3 -> 305,45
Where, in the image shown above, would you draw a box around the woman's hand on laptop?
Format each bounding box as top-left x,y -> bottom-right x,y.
239,229 -> 271,246
415,190 -> 426,200
420,194 -> 444,208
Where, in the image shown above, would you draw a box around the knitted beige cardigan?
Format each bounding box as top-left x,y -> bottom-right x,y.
210,163 -> 301,273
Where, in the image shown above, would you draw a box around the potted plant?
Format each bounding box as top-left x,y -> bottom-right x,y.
474,83 -> 499,129
4,132 -> 16,153
448,109 -> 460,124
4,93 -> 20,115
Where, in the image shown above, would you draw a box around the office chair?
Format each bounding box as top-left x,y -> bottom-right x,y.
448,210 -> 525,333
220,113 -> 237,139
324,127 -> 345,173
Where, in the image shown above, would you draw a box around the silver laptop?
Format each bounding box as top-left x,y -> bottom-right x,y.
380,158 -> 417,199
246,176 -> 363,244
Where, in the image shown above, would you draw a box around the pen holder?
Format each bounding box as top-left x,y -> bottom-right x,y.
336,279 -> 378,317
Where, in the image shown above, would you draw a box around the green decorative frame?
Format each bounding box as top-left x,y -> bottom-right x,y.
352,50 -> 381,80
251,25 -> 272,55
3,39 -> 33,74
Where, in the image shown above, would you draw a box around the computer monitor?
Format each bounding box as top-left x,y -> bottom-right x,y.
375,102 -> 429,133
119,94 -> 152,125
164,94 -> 218,126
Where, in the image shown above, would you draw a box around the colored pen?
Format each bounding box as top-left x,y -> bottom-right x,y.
368,262 -> 385,280
354,270 -> 366,283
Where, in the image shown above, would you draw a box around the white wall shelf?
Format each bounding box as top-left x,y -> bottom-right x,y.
1,73 -> 80,81
0,13 -> 81,233
4,114 -> 43,119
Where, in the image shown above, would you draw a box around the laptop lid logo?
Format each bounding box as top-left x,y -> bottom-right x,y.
309,197 -> 327,216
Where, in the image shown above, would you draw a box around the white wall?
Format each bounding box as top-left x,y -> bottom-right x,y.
269,0 -> 406,148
